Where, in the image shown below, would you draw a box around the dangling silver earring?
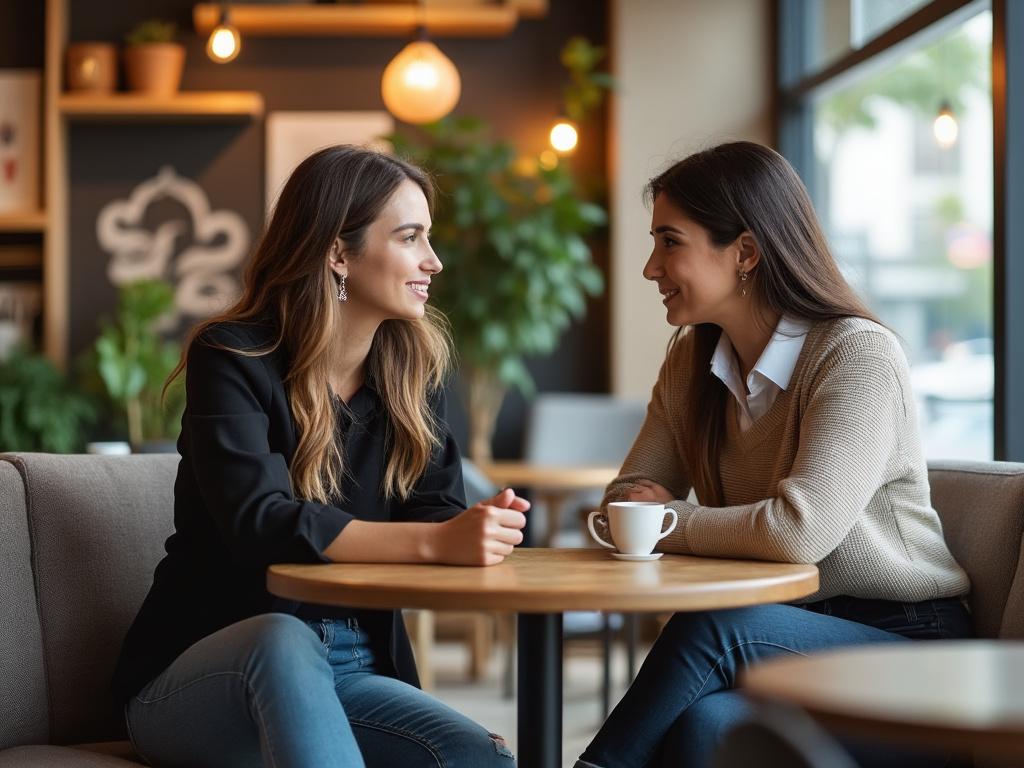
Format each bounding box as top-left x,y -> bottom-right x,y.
336,274 -> 348,302
738,270 -> 750,297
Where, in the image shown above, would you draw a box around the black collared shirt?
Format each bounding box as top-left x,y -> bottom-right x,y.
112,320 -> 466,708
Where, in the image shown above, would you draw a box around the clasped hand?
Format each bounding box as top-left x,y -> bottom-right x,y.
435,488 -> 530,566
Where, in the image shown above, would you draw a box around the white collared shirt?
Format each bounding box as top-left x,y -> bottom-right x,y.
710,316 -> 811,431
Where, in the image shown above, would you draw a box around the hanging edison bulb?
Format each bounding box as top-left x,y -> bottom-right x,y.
206,7 -> 241,63
381,40 -> 461,124
549,119 -> 579,154
933,100 -> 959,148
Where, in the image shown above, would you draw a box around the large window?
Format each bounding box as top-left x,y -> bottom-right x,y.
811,11 -> 994,459
776,0 -> 1023,460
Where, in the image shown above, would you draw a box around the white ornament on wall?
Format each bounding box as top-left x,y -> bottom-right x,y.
96,166 -> 250,320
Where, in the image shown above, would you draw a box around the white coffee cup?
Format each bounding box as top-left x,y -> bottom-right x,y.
587,501 -> 678,556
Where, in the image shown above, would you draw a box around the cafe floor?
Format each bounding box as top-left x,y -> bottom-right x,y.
430,633 -> 646,767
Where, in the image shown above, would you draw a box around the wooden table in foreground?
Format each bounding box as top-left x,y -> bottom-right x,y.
742,641 -> 1024,759
478,462 -> 620,546
268,548 -> 819,768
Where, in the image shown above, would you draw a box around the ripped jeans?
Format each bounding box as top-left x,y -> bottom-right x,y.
575,596 -> 973,768
126,613 -> 514,767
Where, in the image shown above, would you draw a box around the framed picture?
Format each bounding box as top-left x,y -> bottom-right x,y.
0,70 -> 41,214
265,111 -> 394,215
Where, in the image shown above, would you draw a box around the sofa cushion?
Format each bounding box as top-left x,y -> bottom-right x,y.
0,745 -> 143,767
0,460 -> 49,750
928,460 -> 1024,639
3,454 -> 178,745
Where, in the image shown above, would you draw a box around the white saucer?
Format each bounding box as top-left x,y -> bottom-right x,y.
610,552 -> 663,562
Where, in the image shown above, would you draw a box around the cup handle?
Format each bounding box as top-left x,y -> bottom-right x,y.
658,508 -> 678,540
587,510 -> 616,549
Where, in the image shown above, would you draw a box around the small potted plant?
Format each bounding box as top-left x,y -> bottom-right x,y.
92,279 -> 184,452
123,19 -> 185,96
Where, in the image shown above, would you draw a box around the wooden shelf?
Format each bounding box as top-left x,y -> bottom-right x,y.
0,211 -> 48,233
58,91 -> 265,122
0,245 -> 42,269
192,2 -> 546,37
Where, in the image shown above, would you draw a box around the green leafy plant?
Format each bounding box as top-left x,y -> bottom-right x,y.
561,36 -> 615,123
124,19 -> 177,45
94,279 -> 184,448
0,346 -> 96,453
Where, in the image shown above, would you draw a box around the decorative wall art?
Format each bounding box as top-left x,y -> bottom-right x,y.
0,70 -> 41,214
265,111 -> 394,215
96,166 -> 250,324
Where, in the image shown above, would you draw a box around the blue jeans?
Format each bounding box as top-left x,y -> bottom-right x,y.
125,613 -> 514,767
575,596 -> 973,768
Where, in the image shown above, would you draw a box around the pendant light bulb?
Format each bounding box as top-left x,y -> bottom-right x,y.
207,8 -> 241,64
381,40 -> 461,124
549,119 -> 579,154
933,101 -> 958,149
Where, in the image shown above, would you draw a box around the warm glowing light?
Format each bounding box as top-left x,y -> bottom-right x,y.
933,102 -> 959,148
549,120 -> 579,154
206,18 -> 241,63
381,41 -> 461,124
539,150 -> 559,170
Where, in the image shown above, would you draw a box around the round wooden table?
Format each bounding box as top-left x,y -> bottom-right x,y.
268,548 -> 819,768
478,462 -> 620,546
742,640 -> 1024,758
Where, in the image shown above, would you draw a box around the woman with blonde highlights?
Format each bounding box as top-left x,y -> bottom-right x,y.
113,146 -> 525,767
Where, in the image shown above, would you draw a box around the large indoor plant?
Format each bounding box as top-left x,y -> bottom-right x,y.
93,278 -> 184,451
389,120 -> 606,462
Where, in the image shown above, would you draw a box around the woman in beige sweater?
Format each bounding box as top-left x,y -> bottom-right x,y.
575,142 -> 971,768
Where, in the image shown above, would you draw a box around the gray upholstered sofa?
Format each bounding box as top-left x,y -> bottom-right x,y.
0,453 -> 177,767
1,453 -> 1022,766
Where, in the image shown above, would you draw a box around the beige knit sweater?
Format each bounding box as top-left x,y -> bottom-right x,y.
604,317 -> 970,603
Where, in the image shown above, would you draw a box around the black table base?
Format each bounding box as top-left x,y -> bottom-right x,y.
517,612 -> 564,768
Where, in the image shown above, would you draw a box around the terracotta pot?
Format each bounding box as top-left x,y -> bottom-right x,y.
123,43 -> 185,96
66,42 -> 117,92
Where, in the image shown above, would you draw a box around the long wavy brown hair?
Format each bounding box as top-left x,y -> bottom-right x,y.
646,142 -> 880,506
167,145 -> 452,502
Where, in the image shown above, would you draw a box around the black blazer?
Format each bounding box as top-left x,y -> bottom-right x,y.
112,320 -> 466,707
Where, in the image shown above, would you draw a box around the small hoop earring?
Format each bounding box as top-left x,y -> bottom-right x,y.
738,270 -> 750,298
337,274 -> 348,303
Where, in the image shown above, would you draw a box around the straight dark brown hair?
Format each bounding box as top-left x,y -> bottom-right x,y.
646,141 -> 880,506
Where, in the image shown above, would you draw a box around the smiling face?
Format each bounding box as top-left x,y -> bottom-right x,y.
330,178 -> 441,326
644,193 -> 744,327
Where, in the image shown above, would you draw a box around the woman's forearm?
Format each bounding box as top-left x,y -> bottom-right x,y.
323,519 -> 439,563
